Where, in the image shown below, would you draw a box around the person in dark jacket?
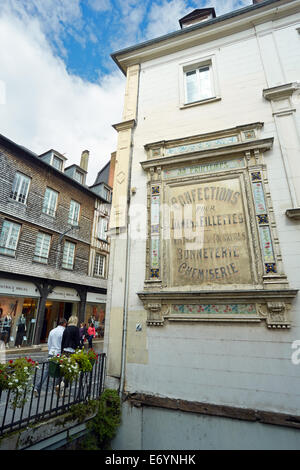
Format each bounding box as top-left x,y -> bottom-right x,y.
58,315 -> 80,397
61,315 -> 80,354
79,322 -> 87,349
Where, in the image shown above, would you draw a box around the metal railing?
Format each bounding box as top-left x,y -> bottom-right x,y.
0,353 -> 106,437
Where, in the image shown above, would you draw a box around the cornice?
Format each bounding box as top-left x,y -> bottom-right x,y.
141,138 -> 274,170
137,289 -> 298,303
112,119 -> 136,132
263,82 -> 300,101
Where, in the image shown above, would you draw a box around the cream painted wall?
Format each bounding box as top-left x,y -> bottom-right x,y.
116,12 -> 300,416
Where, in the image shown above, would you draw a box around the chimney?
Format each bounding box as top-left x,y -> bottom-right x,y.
80,149 -> 89,172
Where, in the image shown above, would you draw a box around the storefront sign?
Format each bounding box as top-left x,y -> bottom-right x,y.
0,279 -> 40,298
167,177 -> 253,286
86,292 -> 107,304
48,287 -> 79,302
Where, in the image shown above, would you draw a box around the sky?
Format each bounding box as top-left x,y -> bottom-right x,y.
0,0 -> 252,185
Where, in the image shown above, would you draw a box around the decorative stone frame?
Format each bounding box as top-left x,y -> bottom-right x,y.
139,123 -> 297,328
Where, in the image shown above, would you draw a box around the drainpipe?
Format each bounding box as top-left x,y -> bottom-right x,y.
119,212 -> 131,398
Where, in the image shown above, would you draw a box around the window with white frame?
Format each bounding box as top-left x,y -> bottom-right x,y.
42,187 -> 58,217
0,220 -> 21,256
68,200 -> 80,226
10,172 -> 31,204
52,155 -> 63,171
185,65 -> 214,103
33,232 -> 51,264
97,217 -> 108,241
62,240 -> 75,270
74,170 -> 83,184
93,253 -> 105,277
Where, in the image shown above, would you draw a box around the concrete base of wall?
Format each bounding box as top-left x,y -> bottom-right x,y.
112,401 -> 300,450
0,411 -> 95,450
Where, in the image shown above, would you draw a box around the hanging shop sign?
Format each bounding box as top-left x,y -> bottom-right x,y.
48,287 -> 80,302
86,292 -> 107,304
0,279 -> 40,298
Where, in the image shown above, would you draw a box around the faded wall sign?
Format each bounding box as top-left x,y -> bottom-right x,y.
167,177 -> 253,286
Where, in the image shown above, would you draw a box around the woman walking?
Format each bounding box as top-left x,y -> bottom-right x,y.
87,323 -> 96,349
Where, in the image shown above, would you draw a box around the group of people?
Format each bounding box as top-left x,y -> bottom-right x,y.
34,316 -> 96,397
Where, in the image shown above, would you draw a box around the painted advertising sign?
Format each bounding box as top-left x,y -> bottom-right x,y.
167,177 -> 252,286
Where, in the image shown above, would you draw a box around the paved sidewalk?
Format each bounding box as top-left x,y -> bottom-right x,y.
2,339 -> 104,358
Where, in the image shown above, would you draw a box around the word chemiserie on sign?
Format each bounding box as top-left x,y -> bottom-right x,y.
167,178 -> 253,287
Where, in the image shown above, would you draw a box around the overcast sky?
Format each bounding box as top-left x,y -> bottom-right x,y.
0,0 -> 252,185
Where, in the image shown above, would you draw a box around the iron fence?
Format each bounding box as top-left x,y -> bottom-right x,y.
0,353 -> 106,437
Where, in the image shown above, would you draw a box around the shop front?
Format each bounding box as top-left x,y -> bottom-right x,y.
0,278 -> 40,348
40,286 -> 80,343
86,292 -> 106,339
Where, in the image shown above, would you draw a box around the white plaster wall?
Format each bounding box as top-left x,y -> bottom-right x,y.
112,402 -> 300,450
124,15 -> 300,415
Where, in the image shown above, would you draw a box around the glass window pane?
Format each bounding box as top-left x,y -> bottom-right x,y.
34,232 -> 51,263
185,70 -> 198,103
0,220 -> 21,255
10,172 -> 30,203
198,66 -> 213,99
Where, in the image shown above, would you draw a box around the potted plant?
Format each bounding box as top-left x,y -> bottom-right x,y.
86,348 -> 98,366
0,357 -> 39,409
49,354 -> 80,383
48,355 -> 62,378
73,349 -> 93,373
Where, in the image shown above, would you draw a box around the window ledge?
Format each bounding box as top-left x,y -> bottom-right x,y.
0,251 -> 16,258
180,96 -> 221,109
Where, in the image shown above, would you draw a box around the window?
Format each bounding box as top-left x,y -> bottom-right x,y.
185,65 -> 213,103
0,220 -> 21,256
93,253 -> 105,277
74,170 -> 83,184
33,232 -> 51,264
62,240 -> 75,270
10,172 -> 31,204
52,155 -> 63,171
42,187 -> 58,217
103,187 -> 111,202
97,217 -> 108,241
68,200 -> 80,226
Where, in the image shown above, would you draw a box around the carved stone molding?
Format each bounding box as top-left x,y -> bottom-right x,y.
138,289 -> 297,329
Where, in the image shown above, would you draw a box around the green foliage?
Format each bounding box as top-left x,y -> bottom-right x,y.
81,389 -> 121,450
73,349 -> 93,373
0,357 -> 38,409
49,349 -> 96,382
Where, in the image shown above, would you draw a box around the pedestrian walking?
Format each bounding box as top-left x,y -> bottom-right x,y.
61,315 -> 81,355
59,315 -> 81,397
87,323 -> 96,349
79,322 -> 87,349
34,318 -> 67,396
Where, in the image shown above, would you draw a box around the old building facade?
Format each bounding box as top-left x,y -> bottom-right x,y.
0,133 -> 110,347
105,0 -> 300,449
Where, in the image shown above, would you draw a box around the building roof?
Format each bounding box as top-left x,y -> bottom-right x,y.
0,133 -> 107,202
111,0 -> 288,74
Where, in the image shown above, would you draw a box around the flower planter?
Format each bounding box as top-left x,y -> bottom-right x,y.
49,360 -> 61,378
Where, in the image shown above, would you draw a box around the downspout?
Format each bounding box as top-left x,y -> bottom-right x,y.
117,64 -> 140,398
119,209 -> 131,398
